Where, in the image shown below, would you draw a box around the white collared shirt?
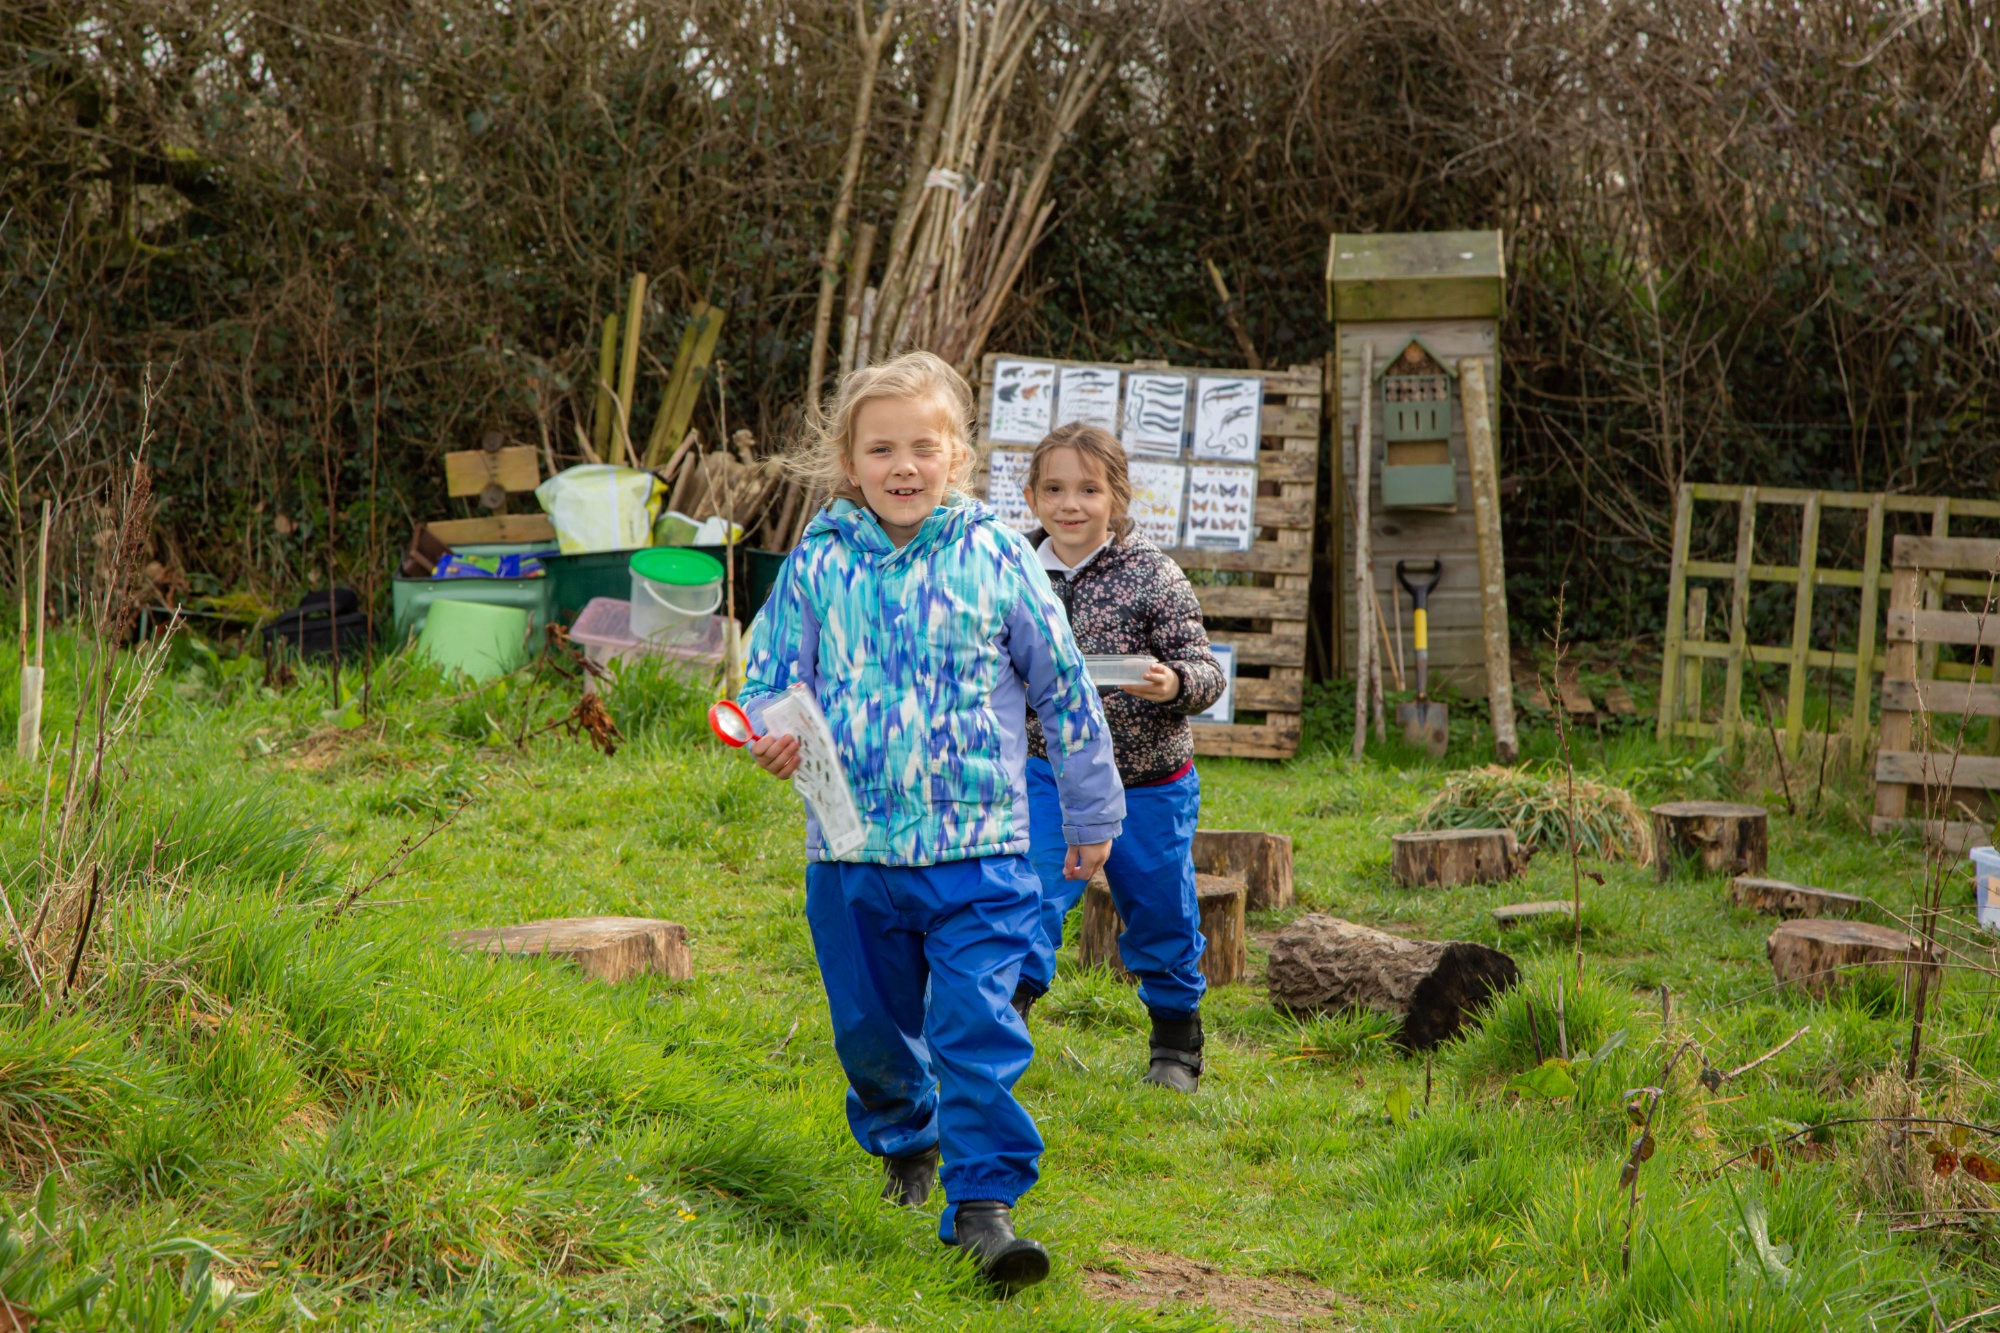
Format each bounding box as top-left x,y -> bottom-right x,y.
1037,535 -> 1113,580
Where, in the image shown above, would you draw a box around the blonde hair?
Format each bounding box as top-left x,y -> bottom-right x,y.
1026,422 -> 1134,540
791,351 -> 977,505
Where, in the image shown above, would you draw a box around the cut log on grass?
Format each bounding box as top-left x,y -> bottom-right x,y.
1650,801 -> 1767,880
1492,900 -> 1574,929
1267,914 -> 1519,1050
1191,830 -> 1294,910
1730,876 -> 1867,920
1391,828 -> 1524,887
448,916 -> 691,984
1766,918 -> 1934,998
1078,874 -> 1247,987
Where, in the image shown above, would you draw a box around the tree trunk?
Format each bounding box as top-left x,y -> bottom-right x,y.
1730,876 -> 1867,920
448,916 -> 691,985
1391,828 -> 1524,887
1191,830 -> 1293,910
1266,914 -> 1519,1050
1766,918 -> 1934,998
1078,873 -> 1247,988
1651,800 -> 1767,880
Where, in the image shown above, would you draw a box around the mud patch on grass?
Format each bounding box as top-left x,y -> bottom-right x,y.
1084,1247 -> 1353,1329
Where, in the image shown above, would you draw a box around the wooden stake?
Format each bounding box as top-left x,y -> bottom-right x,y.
1351,339 -> 1374,760
33,499 -> 48,671
613,273 -> 647,465
592,313 -> 618,460
1459,358 -> 1517,762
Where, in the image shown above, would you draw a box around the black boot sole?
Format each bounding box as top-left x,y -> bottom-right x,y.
980,1238 -> 1051,1291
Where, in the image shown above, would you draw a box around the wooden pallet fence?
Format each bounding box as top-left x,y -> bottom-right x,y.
1657,483 -> 2000,761
976,355 -> 1321,760
1871,535 -> 2000,851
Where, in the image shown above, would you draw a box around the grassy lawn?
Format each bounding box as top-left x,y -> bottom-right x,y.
0,636 -> 1994,1330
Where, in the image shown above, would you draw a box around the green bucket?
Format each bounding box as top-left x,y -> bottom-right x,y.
415,599 -> 531,682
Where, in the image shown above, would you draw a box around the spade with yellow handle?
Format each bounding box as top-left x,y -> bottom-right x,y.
1395,559 -> 1448,758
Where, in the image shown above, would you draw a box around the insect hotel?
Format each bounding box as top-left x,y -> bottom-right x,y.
1328,230 -> 1514,737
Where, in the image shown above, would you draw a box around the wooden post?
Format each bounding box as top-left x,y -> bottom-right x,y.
1326,350 -> 1344,677
1458,358 -> 1516,763
1850,494 -> 1886,763
612,273 -> 649,465
1683,587 -> 1707,729
1873,564 -> 1922,826
1657,482 -> 1696,741
1191,830 -> 1294,910
592,313 -> 619,461
1651,801 -> 1768,880
1351,340 -> 1374,759
1783,492 -> 1821,758
1720,488 -> 1758,748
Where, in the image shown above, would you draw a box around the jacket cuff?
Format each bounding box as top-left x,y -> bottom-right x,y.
1165,660 -> 1214,715
1066,819 -> 1123,845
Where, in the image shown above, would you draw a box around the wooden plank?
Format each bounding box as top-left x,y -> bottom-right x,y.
1604,683 -> 1638,716
1875,750 -> 2000,791
1851,495 -> 1885,760
1253,496 -> 1314,530
1892,535 -> 2000,573
1888,608 -> 2000,647
1921,500 -> 1952,683
1217,627 -> 1309,666
1231,676 -> 1304,711
1688,483 -> 2000,521
1459,357 -> 1515,760
1880,678 -> 2000,717
1193,585 -> 1310,620
428,514 -> 558,545
1721,488 -> 1757,742
1683,587 -> 1708,727
1783,493 -> 1820,757
1260,404 -> 1319,437
1555,662 -> 1597,717
1657,482 -> 1694,740
1873,565 -> 1922,826
1164,545 -> 1312,576
1493,901 -> 1574,928
1250,451 -> 1316,483
1192,721 -> 1303,759
444,446 -> 541,498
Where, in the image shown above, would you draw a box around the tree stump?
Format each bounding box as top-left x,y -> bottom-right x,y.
1766,918 -> 1935,998
1730,876 -> 1867,920
1650,801 -> 1767,881
1077,873 -> 1247,987
1391,828 -> 1524,887
1191,830 -> 1294,910
447,916 -> 692,984
1266,914 -> 1519,1050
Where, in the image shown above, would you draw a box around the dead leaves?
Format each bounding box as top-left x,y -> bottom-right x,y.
1926,1128 -> 2000,1184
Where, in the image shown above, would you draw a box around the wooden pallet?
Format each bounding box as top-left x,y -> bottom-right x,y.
976,355 -> 1321,760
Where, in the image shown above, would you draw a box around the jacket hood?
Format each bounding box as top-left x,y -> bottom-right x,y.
804,493 -> 995,557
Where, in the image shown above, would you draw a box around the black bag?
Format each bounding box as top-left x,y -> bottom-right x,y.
264,587 -> 373,661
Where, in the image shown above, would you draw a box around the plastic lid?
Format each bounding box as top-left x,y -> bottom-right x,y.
629,547 -> 723,586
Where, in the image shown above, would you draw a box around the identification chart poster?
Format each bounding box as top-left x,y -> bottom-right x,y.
1127,460 -> 1188,547
983,448 -> 1039,534
1055,365 -> 1122,432
1183,464 -> 1258,551
1192,376 -> 1263,462
761,687 -> 867,857
987,360 -> 1056,443
1193,643 -> 1236,725
1121,373 -> 1190,456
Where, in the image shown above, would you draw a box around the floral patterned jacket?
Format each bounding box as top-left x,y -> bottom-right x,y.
1025,530 -> 1226,786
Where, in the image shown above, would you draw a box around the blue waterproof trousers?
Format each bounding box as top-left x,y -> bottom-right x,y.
1019,756 -> 1208,1016
803,854 -> 1044,1237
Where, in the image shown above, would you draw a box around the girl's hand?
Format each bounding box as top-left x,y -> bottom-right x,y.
751,732 -> 801,780
1121,663 -> 1182,703
1064,840 -> 1113,881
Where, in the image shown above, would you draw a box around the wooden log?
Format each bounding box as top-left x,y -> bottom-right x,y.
1650,801 -> 1768,881
1077,873 -> 1247,988
1729,876 -> 1868,920
1766,918 -> 1935,998
1492,900 -> 1573,929
1266,914 -> 1519,1050
447,916 -> 692,985
1191,830 -> 1294,910
1391,828 -> 1524,887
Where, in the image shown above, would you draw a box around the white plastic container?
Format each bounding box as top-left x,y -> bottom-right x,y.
1083,654 -> 1159,688
628,548 -> 724,645
1970,845 -> 2000,934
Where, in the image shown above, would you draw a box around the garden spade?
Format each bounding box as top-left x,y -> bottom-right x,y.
1395,560 -> 1448,758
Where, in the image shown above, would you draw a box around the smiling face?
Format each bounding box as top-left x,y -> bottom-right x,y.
844,393 -> 957,546
1024,445 -> 1116,565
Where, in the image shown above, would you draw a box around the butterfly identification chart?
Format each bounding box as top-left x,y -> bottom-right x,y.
1127,460 -> 1188,546
1183,464 -> 1258,551
1121,373 -> 1190,456
987,360 -> 1057,443
1192,376 -> 1263,462
1055,365 -> 1121,431
983,448 -> 1039,534
761,686 -> 867,858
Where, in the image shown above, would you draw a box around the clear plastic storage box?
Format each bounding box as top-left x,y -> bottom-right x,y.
1083,654 -> 1159,688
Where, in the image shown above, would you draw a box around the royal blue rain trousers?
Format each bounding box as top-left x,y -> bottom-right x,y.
1019,755 -> 1208,1016
804,854 -> 1045,1236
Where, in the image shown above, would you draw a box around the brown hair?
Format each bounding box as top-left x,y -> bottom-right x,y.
1025,422 -> 1134,539
789,351 -> 977,504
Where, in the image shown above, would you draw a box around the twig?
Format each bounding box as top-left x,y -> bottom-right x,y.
1942,1303 -> 2000,1333
325,798 -> 470,922
1622,1039 -> 1695,1275
1555,978 -> 1569,1060
1525,999 -> 1545,1064
61,864 -> 98,995
768,1016 -> 801,1059
1721,1025 -> 1808,1083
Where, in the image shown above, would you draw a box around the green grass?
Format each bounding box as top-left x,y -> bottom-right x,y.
0,641 -> 1990,1329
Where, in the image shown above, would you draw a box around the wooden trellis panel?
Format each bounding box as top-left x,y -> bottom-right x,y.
1872,535 -> 2000,851
1657,483 -> 2000,759
976,356 -> 1321,760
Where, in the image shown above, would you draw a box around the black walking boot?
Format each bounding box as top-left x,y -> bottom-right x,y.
1142,1008 -> 1203,1093
951,1200 -> 1051,1291
882,1145 -> 939,1208
1009,980 -> 1042,1023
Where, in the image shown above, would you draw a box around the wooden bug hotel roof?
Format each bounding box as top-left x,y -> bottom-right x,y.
1326,230 -> 1506,323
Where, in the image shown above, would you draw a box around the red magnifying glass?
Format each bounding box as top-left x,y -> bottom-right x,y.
708,699 -> 762,747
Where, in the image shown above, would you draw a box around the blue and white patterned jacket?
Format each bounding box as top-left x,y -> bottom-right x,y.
739,496 -> 1125,866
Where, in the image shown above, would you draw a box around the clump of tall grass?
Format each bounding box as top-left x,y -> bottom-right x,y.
1416,764 -> 1653,864
101,786 -> 327,894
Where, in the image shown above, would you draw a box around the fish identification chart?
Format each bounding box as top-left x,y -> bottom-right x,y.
987,360 -> 1057,443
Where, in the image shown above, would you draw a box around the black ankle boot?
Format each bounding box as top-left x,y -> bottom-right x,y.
882,1145 -> 939,1207
1009,981 -> 1041,1022
1142,1008 -> 1203,1093
952,1200 -> 1050,1290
